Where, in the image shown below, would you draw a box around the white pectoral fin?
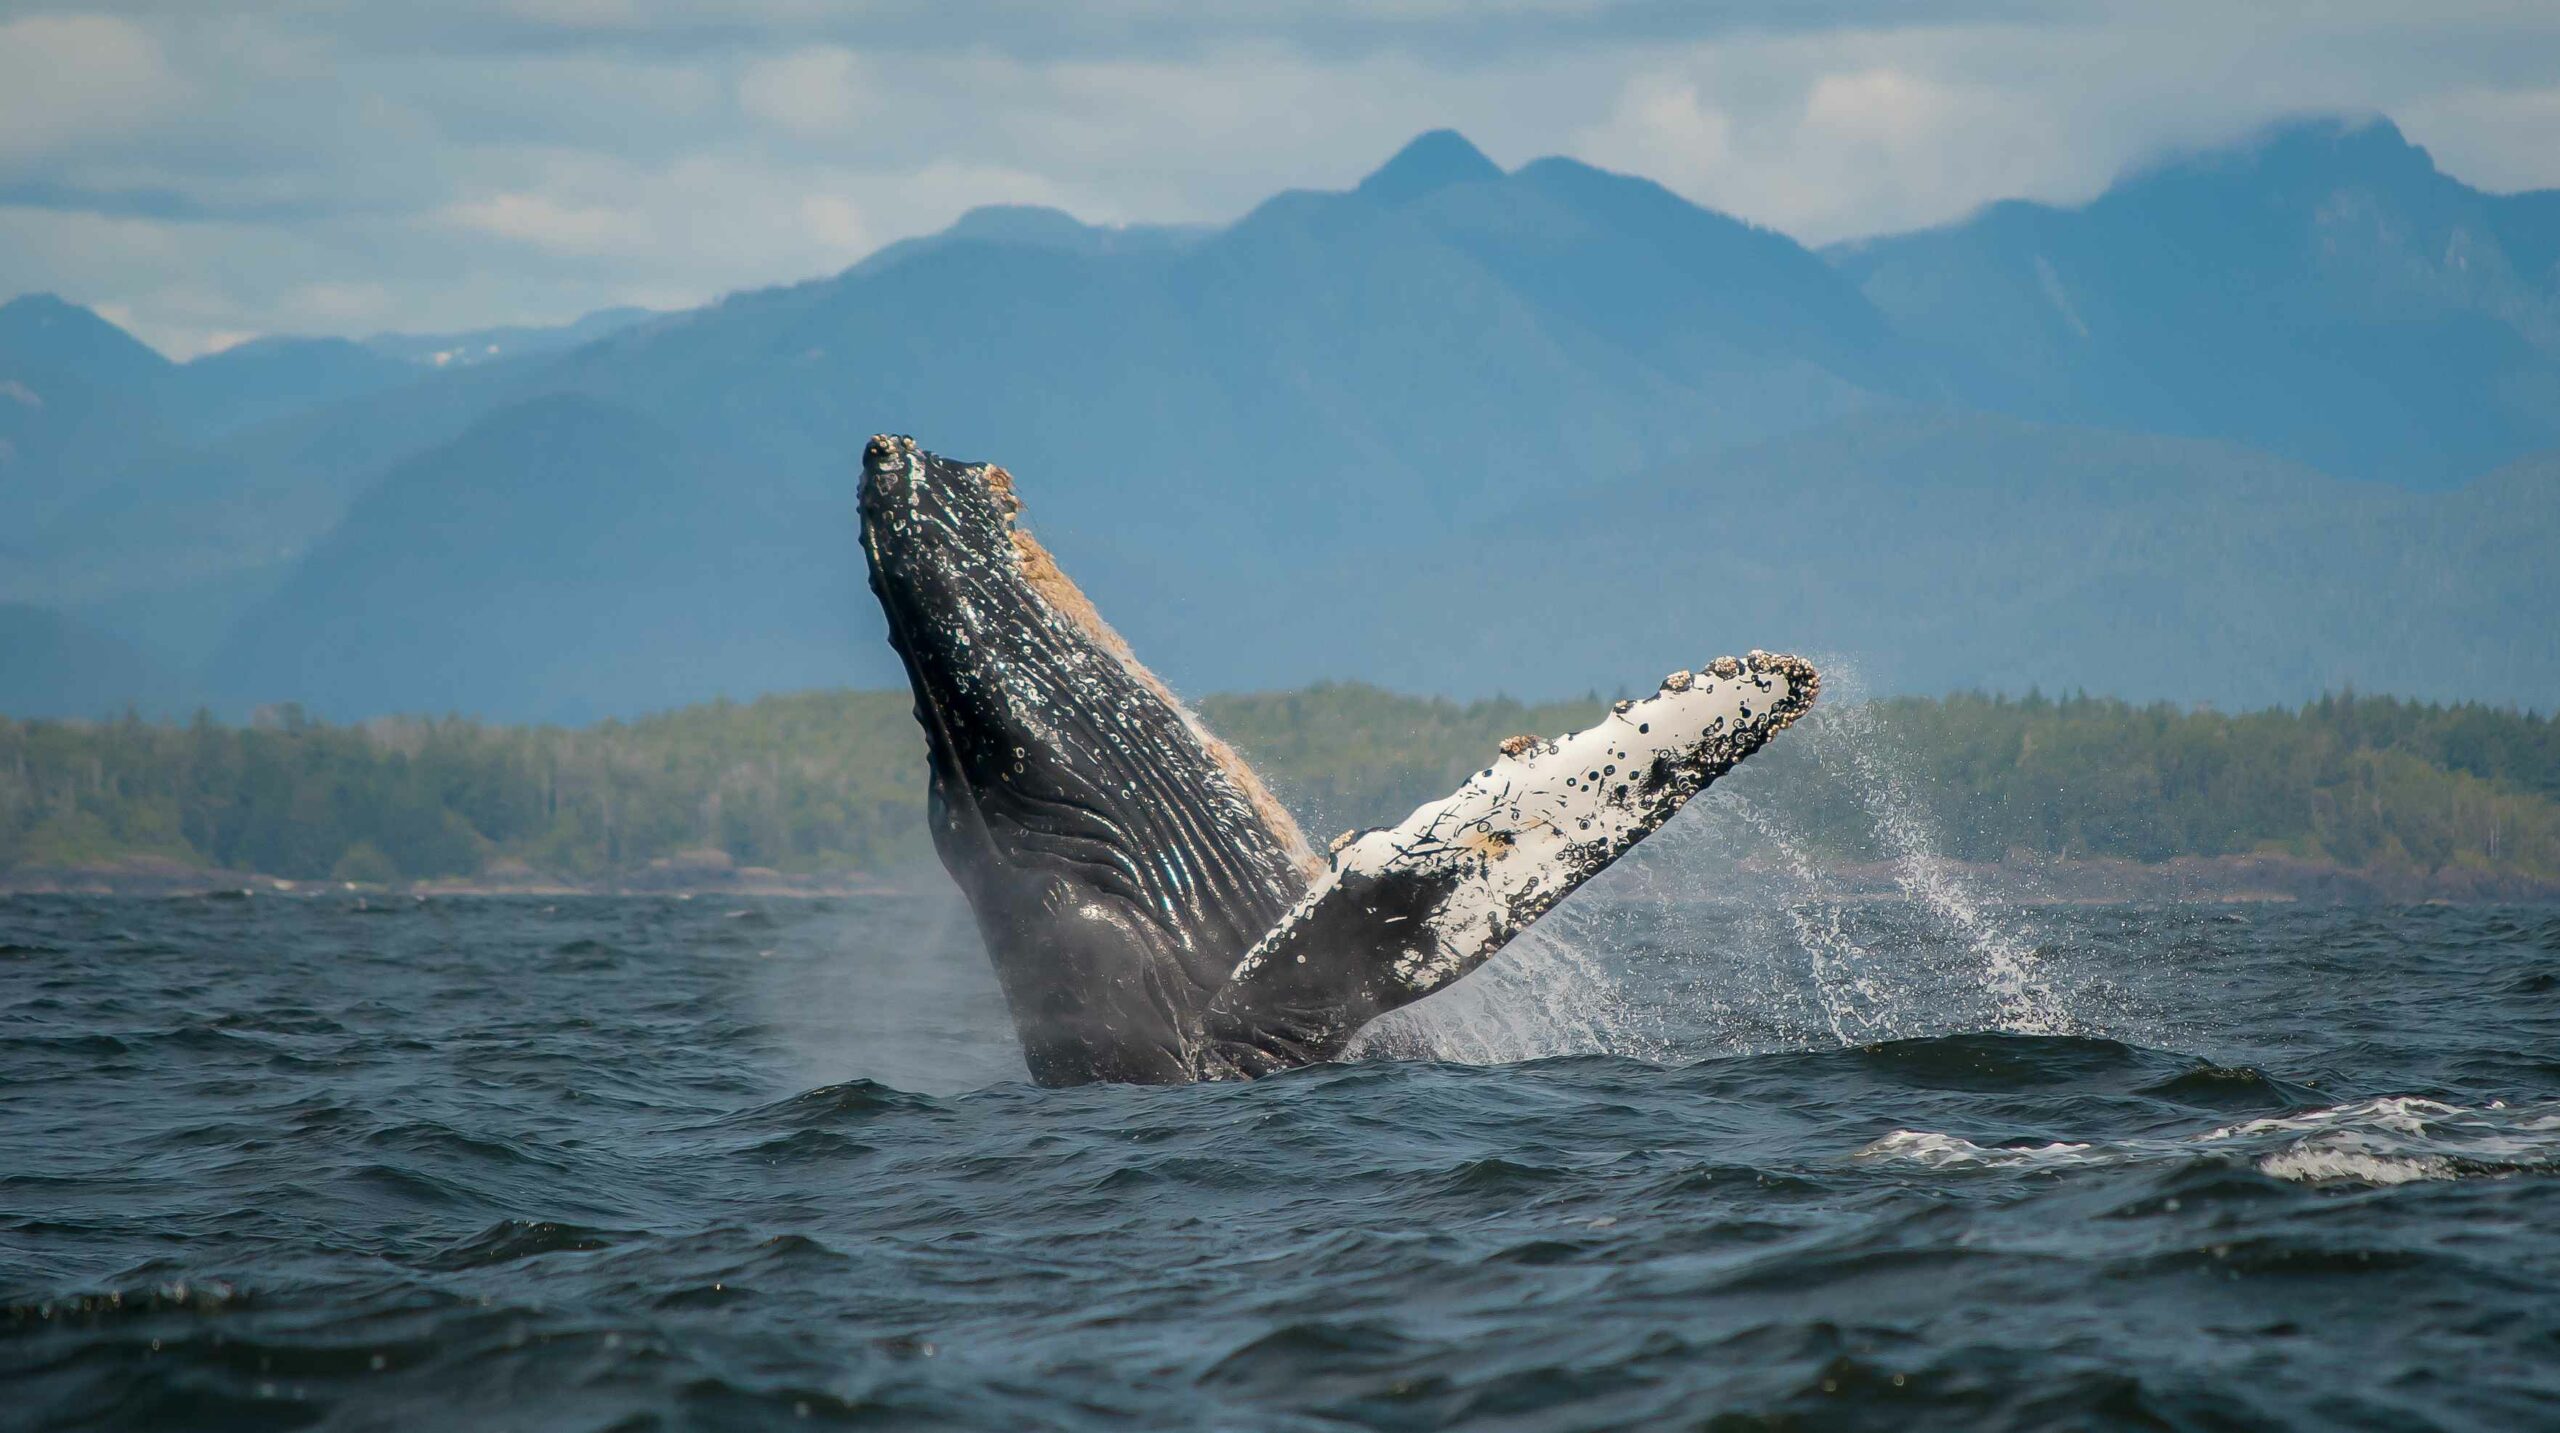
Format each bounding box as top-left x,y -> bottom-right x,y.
1203,652 -> 1819,1070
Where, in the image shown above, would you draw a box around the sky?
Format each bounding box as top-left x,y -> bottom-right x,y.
4,1 -> 2559,359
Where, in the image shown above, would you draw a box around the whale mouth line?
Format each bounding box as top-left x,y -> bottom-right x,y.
860,435 -> 1315,876
857,433 -> 1819,1086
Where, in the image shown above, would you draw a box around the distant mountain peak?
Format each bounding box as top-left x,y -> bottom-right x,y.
845,202 -> 1209,279
0,291 -> 171,377
0,293 -> 132,338
2123,112 -> 2443,197
2260,112 -> 2414,151
2269,114 -> 2443,185
945,204 -> 1095,243
1355,129 -> 1503,205
1,292 -> 80,317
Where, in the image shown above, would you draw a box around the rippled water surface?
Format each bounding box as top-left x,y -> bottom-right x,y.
5,891 -> 2559,1430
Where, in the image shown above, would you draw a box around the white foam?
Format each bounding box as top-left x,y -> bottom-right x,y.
2255,1148 -> 2452,1186
1854,1130 -> 2106,1169
1863,1097 -> 2560,1188
2210,1096 -> 2560,1184
2200,1096 -> 2467,1143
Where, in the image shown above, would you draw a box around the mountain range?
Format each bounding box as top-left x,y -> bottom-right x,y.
2,116 -> 2555,721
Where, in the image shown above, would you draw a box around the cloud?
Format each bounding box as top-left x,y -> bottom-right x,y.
1575,32 -> 2092,243
6,3 -> 2560,355
1565,13 -> 2560,242
739,45 -> 873,138
0,13 -> 178,163
443,191 -> 636,256
2397,83 -> 2560,194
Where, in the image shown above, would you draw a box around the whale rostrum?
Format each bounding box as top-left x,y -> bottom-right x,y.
857,434 -> 1817,1085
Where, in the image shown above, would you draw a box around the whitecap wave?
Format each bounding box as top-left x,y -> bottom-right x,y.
2202,1096 -> 2560,1185
2253,1147 -> 2451,1186
1857,1096 -> 2560,1187
1853,1130 -> 2107,1169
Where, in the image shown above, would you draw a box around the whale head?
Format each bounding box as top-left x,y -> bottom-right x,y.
857,435 -> 1313,1084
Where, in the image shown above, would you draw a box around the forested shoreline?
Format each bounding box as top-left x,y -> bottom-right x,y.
3,686 -> 2556,894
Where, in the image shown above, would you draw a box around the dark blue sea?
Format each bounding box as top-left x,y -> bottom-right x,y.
5,885 -> 2558,1430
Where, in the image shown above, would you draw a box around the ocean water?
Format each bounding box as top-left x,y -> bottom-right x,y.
4,888 -> 2558,1431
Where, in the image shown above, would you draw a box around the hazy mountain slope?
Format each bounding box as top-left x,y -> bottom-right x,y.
206,397 -> 2560,722
0,293 -> 168,388
68,561 -> 298,683
167,337 -> 421,439
1334,413 -> 2560,709
2,298 -> 432,538
2414,448 -> 2560,673
362,306 -> 665,368
847,203 -> 1210,277
0,295 -> 186,535
0,604 -> 173,720
13,338 -> 550,611
1414,149 -> 1909,396
3,308 -> 667,616
209,394 -> 870,723
0,300 -> 468,686
1832,118 -> 2560,486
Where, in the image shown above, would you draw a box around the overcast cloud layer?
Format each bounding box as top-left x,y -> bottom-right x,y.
5,1 -> 2559,357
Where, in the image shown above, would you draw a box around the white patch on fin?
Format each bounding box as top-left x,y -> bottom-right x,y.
1219,652 -> 1819,1026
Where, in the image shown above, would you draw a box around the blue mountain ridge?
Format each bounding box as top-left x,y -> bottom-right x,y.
2,116 -> 2555,721
1832,117 -> 2560,485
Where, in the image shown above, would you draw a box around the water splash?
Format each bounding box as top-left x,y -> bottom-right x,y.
1376,659 -> 2085,1064
1786,684 -> 2073,1035
1349,921 -> 1651,1065
1718,796 -> 1898,1045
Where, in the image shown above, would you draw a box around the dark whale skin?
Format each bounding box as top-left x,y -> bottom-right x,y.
860,435 -> 1819,1086
857,435 -> 1309,1084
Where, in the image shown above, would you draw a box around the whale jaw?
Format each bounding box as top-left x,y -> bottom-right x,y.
859,435 -> 1819,1085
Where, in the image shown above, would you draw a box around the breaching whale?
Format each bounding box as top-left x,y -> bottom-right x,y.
857,435 -> 1817,1085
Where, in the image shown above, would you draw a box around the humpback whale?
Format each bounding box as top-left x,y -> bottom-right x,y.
858,435 -> 1817,1085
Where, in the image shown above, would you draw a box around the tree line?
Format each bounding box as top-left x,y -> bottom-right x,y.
2,686 -> 2555,884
